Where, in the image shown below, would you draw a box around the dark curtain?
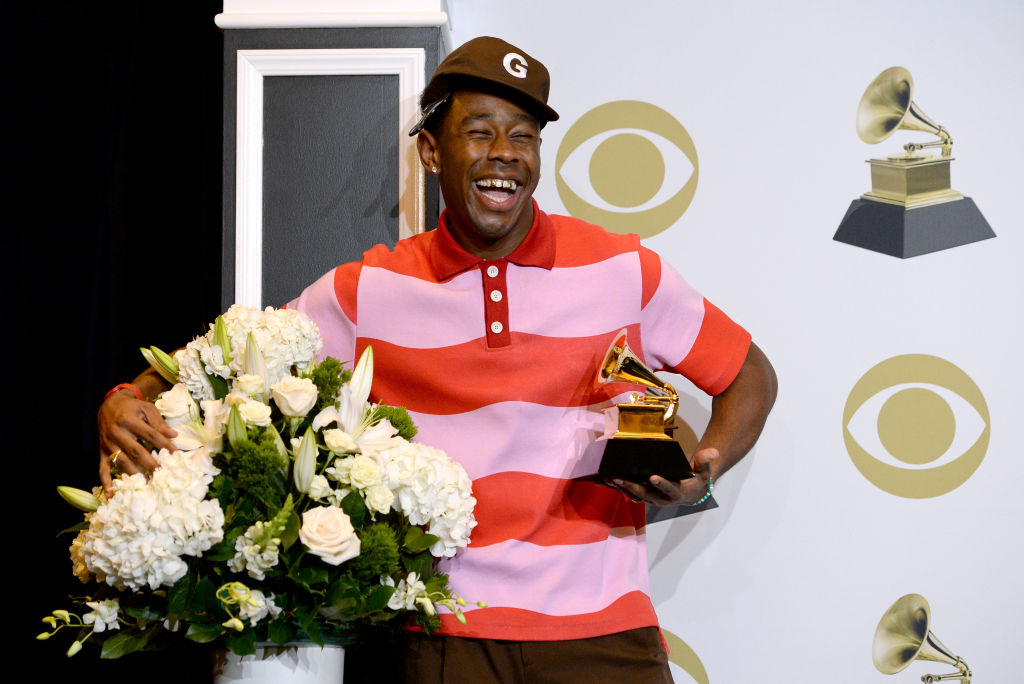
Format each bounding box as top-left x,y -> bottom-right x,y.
5,2 -> 222,680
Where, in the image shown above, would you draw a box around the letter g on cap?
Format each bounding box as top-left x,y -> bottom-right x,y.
503,52 -> 528,78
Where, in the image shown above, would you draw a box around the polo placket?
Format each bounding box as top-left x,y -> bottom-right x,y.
480,260 -> 511,348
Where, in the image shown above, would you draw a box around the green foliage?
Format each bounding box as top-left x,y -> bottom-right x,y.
370,404 -> 418,440
219,429 -> 288,514
349,523 -> 400,580
311,357 -> 351,411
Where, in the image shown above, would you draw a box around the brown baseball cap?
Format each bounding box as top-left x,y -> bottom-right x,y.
409,36 -> 559,135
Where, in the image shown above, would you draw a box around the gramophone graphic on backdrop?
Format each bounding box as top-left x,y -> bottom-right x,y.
833,67 -> 995,258
873,593 -> 972,683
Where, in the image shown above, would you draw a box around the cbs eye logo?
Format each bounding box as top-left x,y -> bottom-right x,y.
662,629 -> 709,684
555,101 -> 698,238
843,354 -> 990,498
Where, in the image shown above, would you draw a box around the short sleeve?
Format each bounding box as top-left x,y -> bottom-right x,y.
287,261 -> 361,365
639,248 -> 751,396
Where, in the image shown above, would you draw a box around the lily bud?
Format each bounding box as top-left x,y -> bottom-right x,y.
415,596 -> 436,616
227,405 -> 247,450
213,315 -> 233,366
244,332 -> 269,396
267,424 -> 289,460
293,429 -> 317,493
57,486 -> 100,512
350,346 -> 374,407
66,640 -> 83,657
36,632 -> 51,640
141,346 -> 180,384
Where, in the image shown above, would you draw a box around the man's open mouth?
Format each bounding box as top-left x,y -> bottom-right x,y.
474,178 -> 520,205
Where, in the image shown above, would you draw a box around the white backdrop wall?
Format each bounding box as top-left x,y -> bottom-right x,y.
450,1 -> 1023,681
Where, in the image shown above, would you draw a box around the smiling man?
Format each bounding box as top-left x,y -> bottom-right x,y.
97,36 -> 776,684
289,36 -> 777,682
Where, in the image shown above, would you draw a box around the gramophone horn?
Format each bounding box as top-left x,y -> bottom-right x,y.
872,593 -> 971,683
856,66 -> 952,156
599,332 -> 679,424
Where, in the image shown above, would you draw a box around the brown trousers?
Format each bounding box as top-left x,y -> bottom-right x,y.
397,627 -> 674,684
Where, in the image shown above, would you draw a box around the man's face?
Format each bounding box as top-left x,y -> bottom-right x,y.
419,90 -> 541,258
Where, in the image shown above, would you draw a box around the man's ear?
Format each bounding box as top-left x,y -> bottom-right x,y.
416,130 -> 440,173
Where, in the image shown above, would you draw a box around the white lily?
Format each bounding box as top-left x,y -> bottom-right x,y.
293,428 -> 317,493
244,332 -> 269,397
57,486 -> 101,512
140,346 -> 180,384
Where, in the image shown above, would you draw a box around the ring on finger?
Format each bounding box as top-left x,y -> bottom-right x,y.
108,449 -> 122,465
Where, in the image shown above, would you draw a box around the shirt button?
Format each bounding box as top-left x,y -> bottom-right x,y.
486,265 -> 499,278
489,290 -> 503,302
490,321 -> 504,334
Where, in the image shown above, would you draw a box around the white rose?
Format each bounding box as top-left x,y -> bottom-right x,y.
155,384 -> 197,423
364,484 -> 394,515
323,429 -> 358,454
271,376 -> 318,417
308,475 -> 333,501
236,374 -> 265,397
349,455 -> 382,489
236,398 -> 272,426
298,506 -> 360,566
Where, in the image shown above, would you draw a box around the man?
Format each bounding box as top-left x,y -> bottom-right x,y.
98,37 -> 776,683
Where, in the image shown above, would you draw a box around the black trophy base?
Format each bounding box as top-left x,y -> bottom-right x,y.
598,437 -> 694,483
833,197 -> 995,258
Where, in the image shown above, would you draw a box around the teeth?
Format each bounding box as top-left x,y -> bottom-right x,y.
476,179 -> 517,190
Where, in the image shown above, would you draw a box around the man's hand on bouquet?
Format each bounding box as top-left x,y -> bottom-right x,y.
97,387 -> 176,496
609,447 -> 718,506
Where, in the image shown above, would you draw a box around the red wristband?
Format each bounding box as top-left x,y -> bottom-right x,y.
105,383 -> 144,401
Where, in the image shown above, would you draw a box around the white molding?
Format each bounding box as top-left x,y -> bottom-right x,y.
234,48 -> 425,307
215,11 -> 448,28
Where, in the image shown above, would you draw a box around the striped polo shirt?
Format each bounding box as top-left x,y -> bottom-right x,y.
289,202 -> 751,641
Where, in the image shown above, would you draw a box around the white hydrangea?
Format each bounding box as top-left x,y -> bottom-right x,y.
74,448 -> 225,591
378,442 -> 477,558
227,521 -> 281,581
176,306 -> 322,402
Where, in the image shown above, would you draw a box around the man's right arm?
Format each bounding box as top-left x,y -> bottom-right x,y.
96,365 -> 177,496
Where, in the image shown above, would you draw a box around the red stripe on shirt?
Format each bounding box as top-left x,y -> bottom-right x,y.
435,590 -> 659,641
676,299 -> 751,395
469,472 -> 646,548
358,328 -> 643,415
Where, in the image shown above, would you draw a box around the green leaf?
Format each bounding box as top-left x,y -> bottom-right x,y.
280,510 -> 301,551
340,489 -> 367,529
123,604 -> 164,623
186,621 -> 224,644
267,619 -> 296,646
225,629 -> 257,656
403,526 -> 439,554
191,577 -> 222,619
402,551 -> 433,579
56,520 -> 90,537
365,584 -> 396,614
167,572 -> 195,617
99,626 -> 157,659
288,564 -> 330,591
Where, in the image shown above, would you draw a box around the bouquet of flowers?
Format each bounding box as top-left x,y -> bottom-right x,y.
40,305 -> 478,658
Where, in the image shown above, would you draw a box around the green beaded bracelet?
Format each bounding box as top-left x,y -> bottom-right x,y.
686,476 -> 714,506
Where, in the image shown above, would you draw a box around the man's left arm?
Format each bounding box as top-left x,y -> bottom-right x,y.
613,341 -> 778,506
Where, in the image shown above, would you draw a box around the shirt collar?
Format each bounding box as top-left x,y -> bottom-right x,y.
429,199 -> 556,280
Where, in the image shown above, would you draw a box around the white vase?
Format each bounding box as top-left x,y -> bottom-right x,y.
213,644 -> 345,684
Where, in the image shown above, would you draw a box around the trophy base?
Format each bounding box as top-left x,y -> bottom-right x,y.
598,437 -> 694,483
833,197 -> 994,258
